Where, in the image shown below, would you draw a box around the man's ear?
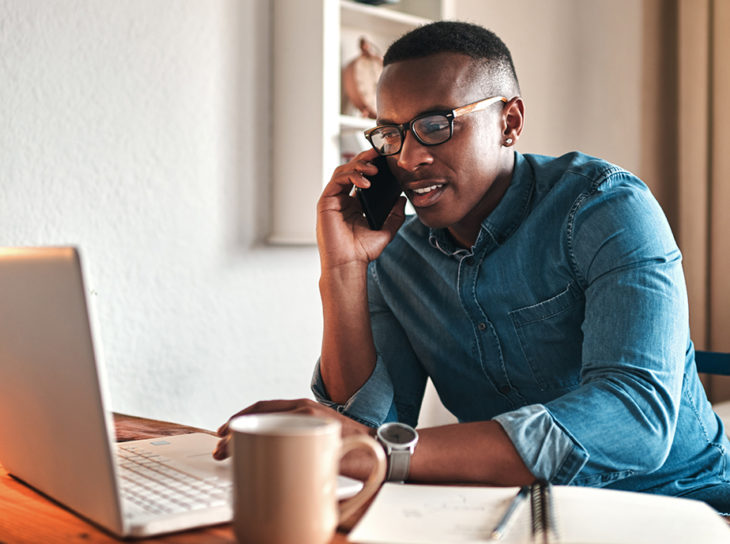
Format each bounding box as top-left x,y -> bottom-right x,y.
501,96 -> 525,147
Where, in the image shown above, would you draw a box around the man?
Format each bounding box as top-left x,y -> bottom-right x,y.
216,21 -> 730,512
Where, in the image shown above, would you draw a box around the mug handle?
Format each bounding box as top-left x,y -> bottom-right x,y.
337,434 -> 387,523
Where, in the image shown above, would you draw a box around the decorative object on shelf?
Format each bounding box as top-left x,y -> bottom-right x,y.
342,37 -> 383,119
353,0 -> 399,5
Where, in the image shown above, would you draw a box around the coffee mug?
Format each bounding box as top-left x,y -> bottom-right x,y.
229,413 -> 386,544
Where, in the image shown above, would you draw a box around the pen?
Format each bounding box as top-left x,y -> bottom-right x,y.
490,486 -> 529,540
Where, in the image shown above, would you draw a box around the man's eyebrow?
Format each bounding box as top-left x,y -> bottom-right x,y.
376,105 -> 455,126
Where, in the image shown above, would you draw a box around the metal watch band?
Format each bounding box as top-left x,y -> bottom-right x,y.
386,448 -> 412,482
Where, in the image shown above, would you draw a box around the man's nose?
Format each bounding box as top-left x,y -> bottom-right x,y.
396,131 -> 434,172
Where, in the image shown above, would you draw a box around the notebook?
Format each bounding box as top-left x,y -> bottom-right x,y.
0,246 -> 361,538
348,482 -> 730,544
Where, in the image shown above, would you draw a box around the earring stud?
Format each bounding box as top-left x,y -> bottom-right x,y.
504,138 -> 513,146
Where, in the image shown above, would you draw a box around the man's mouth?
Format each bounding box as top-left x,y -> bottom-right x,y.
412,184 -> 444,195
407,182 -> 446,207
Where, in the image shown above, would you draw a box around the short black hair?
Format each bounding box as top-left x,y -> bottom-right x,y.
383,21 -> 520,95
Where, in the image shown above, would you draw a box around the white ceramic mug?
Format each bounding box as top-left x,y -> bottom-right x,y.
229,413 -> 386,544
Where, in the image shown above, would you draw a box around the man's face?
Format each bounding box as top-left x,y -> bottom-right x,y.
376,52 -> 513,244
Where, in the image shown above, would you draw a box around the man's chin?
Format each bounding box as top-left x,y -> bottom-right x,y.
412,205 -> 452,229
414,215 -> 452,232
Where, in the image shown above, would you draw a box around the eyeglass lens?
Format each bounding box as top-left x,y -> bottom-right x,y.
368,113 -> 452,156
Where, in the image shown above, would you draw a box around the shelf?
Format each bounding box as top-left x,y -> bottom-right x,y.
341,1 -> 432,37
340,114 -> 376,131
269,0 -> 447,245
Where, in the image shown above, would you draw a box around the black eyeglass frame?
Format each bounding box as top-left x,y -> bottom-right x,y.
363,95 -> 508,157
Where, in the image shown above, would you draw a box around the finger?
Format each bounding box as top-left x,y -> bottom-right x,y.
213,402 -> 338,459
212,434 -> 230,460
216,421 -> 229,436
323,154 -> 380,197
332,152 -> 377,180
240,398 -> 316,415
323,168 -> 369,198
353,147 -> 379,165
344,150 -> 379,177
217,399 -> 321,436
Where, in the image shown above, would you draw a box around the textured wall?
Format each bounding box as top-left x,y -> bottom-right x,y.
0,0 -> 322,430
0,0 -> 649,432
452,0 -> 643,176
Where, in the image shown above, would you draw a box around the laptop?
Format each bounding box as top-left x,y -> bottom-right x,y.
0,246 -> 362,538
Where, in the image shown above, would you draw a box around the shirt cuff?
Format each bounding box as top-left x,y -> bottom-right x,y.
310,356 -> 395,428
493,404 -> 589,484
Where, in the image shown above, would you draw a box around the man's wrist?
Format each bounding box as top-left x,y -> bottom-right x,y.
376,422 -> 419,482
319,260 -> 370,284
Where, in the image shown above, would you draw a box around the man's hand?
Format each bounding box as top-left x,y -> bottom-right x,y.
316,150 -> 406,404
316,148 -> 406,272
213,399 -> 378,480
214,399 -> 535,486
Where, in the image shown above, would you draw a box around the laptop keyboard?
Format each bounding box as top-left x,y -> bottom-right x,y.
116,443 -> 232,517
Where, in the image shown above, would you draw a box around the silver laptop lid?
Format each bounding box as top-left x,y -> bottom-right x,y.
0,247 -> 124,534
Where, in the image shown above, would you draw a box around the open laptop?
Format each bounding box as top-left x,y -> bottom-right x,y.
0,246 -> 362,538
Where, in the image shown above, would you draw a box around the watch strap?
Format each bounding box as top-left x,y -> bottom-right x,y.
386,448 -> 412,482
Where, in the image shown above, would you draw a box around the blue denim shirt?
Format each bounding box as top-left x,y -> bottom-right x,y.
312,151 -> 730,499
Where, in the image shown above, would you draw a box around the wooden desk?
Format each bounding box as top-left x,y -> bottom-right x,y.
0,414 -> 352,543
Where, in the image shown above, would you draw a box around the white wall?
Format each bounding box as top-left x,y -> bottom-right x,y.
0,0 -> 646,431
452,0 -> 643,175
0,0 -> 322,430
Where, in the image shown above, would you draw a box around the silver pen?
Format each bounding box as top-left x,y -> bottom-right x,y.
490,486 -> 530,540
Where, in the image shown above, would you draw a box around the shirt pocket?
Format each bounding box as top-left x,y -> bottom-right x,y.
508,282 -> 584,390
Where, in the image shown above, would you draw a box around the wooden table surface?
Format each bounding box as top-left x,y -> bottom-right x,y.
0,414 -> 353,543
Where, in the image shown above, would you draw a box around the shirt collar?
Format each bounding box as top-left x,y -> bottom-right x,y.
428,151 -> 534,257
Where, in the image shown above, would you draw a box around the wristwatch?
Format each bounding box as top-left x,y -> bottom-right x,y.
376,422 -> 419,482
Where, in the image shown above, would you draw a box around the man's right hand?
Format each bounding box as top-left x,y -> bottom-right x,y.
316,148 -> 407,272
316,148 -> 405,404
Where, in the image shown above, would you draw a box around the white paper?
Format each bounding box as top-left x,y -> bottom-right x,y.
348,483 -> 730,544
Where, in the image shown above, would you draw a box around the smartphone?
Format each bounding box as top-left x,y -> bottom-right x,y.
356,155 -> 402,230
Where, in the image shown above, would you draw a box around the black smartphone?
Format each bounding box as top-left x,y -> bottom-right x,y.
356,155 -> 402,230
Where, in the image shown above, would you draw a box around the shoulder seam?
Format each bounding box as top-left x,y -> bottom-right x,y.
565,164 -> 628,288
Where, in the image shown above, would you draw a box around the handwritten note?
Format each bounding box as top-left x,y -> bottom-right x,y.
348,483 -> 730,544
349,484 -> 531,543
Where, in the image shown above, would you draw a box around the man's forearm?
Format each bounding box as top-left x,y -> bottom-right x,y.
319,263 -> 378,404
410,421 -> 536,485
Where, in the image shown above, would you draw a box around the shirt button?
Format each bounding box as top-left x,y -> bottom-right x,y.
478,322 -> 487,331
498,385 -> 512,394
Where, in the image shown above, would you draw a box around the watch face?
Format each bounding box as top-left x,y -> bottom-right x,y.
380,423 -> 418,445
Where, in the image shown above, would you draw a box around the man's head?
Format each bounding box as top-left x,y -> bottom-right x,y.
383,21 -> 520,101
373,21 -> 524,247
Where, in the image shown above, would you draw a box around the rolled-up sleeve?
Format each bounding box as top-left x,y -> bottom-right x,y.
494,404 -> 589,483
496,176 -> 688,486
311,261 -> 427,428
311,355 -> 396,427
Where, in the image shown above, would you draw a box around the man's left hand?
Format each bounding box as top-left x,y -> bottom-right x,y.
213,399 -> 376,463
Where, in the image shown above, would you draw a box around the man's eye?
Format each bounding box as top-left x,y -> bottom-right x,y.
380,128 -> 400,141
417,116 -> 449,135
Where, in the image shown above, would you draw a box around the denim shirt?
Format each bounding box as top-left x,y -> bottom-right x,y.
312,151 -> 730,498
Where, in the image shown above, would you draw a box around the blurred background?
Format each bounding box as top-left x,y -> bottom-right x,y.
0,0 -> 727,430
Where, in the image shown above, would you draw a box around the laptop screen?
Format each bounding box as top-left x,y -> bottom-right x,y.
0,247 -> 124,532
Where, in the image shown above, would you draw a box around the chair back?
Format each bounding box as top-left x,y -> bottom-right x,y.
695,351 -> 730,376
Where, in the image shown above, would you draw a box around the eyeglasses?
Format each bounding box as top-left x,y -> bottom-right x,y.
364,96 -> 508,157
